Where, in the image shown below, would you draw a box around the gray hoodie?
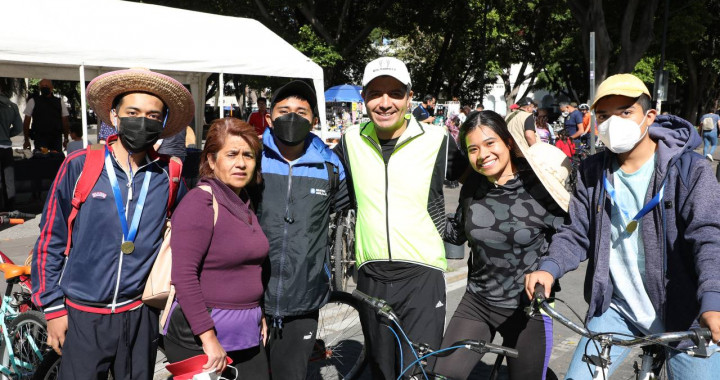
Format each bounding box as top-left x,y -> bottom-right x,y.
539,114 -> 720,332
0,95 -> 23,146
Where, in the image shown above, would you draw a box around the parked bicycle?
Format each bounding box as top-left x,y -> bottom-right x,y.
329,210 -> 356,292
530,284 -> 719,380
0,211 -> 52,380
352,289 -> 518,380
306,291 -> 366,380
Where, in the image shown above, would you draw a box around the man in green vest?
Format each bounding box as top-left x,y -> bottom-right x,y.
334,57 -> 467,379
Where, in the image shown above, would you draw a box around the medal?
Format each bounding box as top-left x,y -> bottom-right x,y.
625,220 -> 638,234
603,173 -> 665,237
121,241 -> 135,254
105,147 -> 152,258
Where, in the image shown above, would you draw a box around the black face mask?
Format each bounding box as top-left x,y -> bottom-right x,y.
272,113 -> 312,146
117,117 -> 163,153
40,87 -> 52,96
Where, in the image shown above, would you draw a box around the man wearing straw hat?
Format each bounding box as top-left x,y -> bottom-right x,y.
31,68 -> 194,379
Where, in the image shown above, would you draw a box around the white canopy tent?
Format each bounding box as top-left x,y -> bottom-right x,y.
0,0 -> 327,147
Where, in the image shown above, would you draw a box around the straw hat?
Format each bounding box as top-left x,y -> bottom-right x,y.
86,69 -> 194,138
517,142 -> 571,212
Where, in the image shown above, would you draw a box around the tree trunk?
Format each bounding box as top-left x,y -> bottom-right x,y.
613,0 -> 660,73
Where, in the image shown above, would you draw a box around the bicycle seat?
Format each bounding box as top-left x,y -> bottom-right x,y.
0,263 -> 31,280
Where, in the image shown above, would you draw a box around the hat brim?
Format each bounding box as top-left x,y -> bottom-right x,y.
86,69 -> 194,138
506,115 -> 569,211
590,89 -> 647,110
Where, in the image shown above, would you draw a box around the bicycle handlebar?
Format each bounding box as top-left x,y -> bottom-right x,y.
352,289 -> 398,321
0,211 -> 35,219
531,284 -> 715,356
0,216 -> 24,225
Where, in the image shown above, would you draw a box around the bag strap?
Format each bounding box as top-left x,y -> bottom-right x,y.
197,185 -> 218,225
64,144 -> 105,256
166,156 -> 183,217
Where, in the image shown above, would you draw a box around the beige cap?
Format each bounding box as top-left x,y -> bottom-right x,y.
591,73 -> 651,110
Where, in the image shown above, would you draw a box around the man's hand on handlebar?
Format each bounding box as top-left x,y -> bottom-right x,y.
524,271 -> 554,301
699,311 -> 720,343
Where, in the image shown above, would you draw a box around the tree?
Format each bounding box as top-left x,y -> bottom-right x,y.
568,0 -> 661,85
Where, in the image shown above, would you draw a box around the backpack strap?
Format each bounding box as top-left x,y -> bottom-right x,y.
166,156 -> 183,217
64,144 -> 105,256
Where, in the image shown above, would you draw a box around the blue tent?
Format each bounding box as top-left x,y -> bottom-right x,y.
324,84 -> 363,102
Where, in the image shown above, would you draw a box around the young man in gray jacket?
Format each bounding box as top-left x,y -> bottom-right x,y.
525,73 -> 720,378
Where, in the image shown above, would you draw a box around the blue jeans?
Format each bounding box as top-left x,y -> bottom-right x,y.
564,307 -> 720,379
703,129 -> 717,157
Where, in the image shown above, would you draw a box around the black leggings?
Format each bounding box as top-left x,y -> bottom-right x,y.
432,291 -> 553,380
164,337 -> 269,380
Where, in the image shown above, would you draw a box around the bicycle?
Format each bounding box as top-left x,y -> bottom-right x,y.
530,284 -> 719,380
0,211 -> 52,380
329,210 -> 356,292
352,289 -> 518,380
306,291 -> 366,380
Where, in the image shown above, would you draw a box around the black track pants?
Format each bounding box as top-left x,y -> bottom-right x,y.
357,267 -> 446,380
59,306 -> 159,380
432,291 -> 553,380
266,311 -> 319,380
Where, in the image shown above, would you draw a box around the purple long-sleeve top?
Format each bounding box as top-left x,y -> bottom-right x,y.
170,178 -> 269,336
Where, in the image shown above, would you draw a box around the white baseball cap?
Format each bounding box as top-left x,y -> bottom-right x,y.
362,57 -> 412,87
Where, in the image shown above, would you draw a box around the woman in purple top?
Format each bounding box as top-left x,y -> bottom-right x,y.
164,118 -> 269,379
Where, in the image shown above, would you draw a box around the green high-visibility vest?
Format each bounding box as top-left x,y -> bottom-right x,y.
343,116 -> 448,271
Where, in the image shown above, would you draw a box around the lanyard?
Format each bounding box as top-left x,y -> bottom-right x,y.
603,172 -> 664,234
105,147 -> 152,245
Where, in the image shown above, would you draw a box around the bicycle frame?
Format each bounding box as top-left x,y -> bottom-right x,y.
531,285 -> 717,380
352,289 -> 518,380
0,268 -> 43,379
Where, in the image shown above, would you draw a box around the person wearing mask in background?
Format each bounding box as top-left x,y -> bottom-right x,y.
258,80 -> 350,379
23,79 -> 70,151
0,82 -> 23,210
164,118 -> 269,379
699,111 -> 719,161
413,94 -> 436,124
526,73 -> 720,379
333,57 -> 467,379
31,69 -> 194,379
559,101 -> 583,147
247,97 -> 269,137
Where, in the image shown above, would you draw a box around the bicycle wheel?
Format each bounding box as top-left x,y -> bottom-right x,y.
30,351 -> 59,380
9,310 -> 49,379
332,220 -> 347,292
306,291 -> 366,380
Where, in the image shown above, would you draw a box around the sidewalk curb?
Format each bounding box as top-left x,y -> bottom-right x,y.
446,265 -> 468,285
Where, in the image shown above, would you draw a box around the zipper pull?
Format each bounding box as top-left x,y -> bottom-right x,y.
273,315 -> 283,330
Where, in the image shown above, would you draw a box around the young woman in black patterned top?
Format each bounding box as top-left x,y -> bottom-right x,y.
432,111 -> 568,380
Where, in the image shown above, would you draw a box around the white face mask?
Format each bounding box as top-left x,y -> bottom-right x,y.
597,112 -> 650,154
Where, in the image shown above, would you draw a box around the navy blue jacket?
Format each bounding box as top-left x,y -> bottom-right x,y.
31,139 -> 175,319
258,128 -> 349,319
539,115 -> 720,331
